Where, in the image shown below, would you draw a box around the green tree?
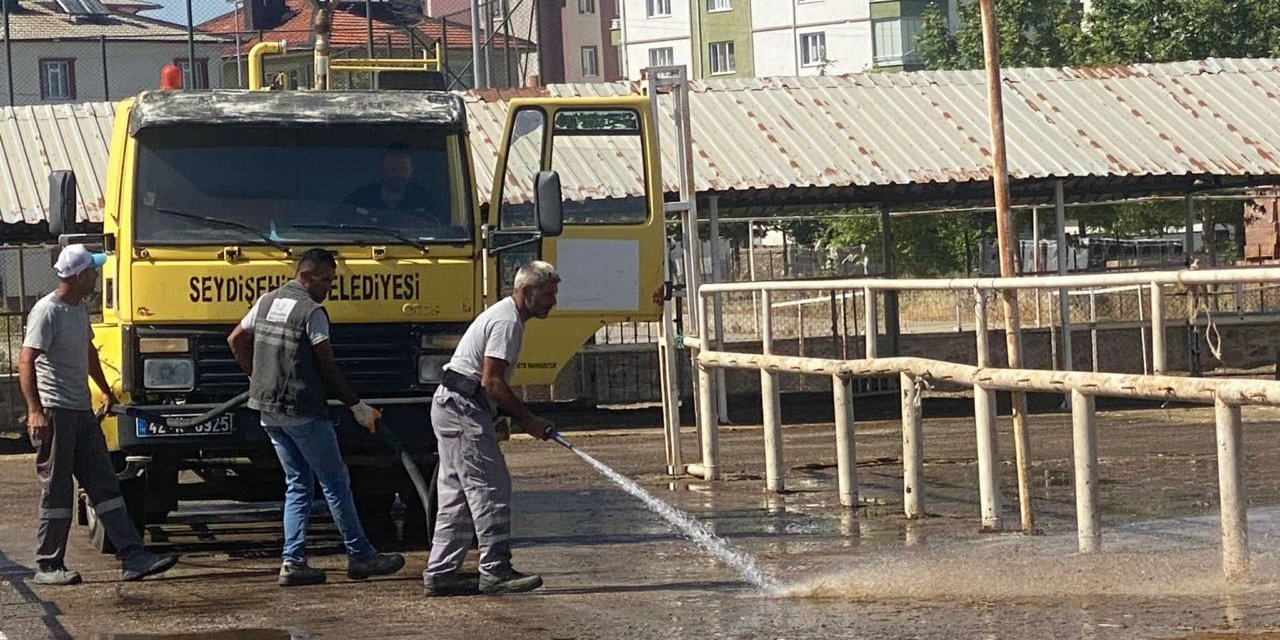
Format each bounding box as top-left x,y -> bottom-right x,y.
823,210 -> 992,276
1088,0 -> 1280,63
916,0 -> 1091,71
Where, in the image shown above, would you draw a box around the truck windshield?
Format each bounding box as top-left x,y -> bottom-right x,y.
132,125 -> 472,246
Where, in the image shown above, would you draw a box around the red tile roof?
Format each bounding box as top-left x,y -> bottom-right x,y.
198,0 -> 532,54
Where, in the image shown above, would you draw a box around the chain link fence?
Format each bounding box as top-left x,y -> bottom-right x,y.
1,244 -> 58,432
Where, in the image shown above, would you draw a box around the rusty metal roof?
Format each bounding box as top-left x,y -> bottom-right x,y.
7,58 -> 1280,227
467,57 -> 1280,206
0,101 -> 114,227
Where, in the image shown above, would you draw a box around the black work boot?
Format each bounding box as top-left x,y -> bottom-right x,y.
423,571 -> 481,597
347,552 -> 405,580
479,566 -> 543,594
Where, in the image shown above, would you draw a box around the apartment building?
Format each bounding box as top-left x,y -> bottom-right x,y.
614,0 -> 955,79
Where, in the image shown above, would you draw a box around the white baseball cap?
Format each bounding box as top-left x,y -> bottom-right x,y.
54,244 -> 106,278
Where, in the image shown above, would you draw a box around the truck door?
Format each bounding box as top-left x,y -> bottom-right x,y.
487,96 -> 665,386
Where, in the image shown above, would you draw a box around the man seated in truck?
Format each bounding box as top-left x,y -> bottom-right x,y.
341,145 -> 443,227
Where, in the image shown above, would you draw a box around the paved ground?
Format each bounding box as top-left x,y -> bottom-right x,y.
5,403 -> 1280,639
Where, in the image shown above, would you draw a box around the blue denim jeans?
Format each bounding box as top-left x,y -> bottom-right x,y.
264,420 -> 377,564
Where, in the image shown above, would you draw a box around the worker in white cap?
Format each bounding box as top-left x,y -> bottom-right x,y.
20,244 -> 179,585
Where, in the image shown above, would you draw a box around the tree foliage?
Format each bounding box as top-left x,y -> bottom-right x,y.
822,210 -> 992,277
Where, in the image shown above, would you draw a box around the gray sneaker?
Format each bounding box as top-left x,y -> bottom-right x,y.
32,566 -> 82,586
120,552 -> 179,582
479,566 -> 543,594
278,561 -> 326,587
423,571 -> 480,597
347,552 -> 405,580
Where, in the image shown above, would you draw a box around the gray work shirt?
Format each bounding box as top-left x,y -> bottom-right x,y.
444,296 -> 523,383
22,292 -> 94,411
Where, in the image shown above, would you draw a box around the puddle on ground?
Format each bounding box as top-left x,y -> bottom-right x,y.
92,630 -> 301,640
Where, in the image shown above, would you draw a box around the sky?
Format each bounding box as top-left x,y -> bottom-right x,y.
142,0 -> 235,27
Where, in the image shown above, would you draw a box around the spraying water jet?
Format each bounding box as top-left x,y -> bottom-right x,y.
546,429 -> 779,591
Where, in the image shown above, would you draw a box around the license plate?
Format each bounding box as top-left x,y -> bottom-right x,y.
136,413 -> 235,437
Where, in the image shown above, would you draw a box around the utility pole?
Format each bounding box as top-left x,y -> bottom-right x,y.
978,0 -> 1034,534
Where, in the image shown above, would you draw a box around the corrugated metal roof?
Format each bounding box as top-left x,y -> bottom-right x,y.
1,2 -> 222,41
468,57 -> 1280,204
7,58 -> 1280,226
0,101 -> 113,226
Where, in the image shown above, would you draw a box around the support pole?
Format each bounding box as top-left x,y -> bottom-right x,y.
185,0 -> 197,89
1185,194 -> 1196,266
1071,390 -> 1099,553
978,0 -> 1033,533
761,290 -> 783,493
3,0 -> 12,107
696,292 -> 719,480
833,374 -> 858,508
1033,206 -> 1042,326
863,287 -> 877,359
974,290 -> 1001,530
470,0 -> 484,88
1137,285 -> 1149,375
708,195 -> 729,423
901,372 -> 924,519
1151,284 -> 1167,375
880,204 -> 900,355
1056,181 -> 1073,372
1215,397 -> 1249,582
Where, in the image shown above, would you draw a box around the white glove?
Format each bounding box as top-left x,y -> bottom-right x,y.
351,401 -> 381,433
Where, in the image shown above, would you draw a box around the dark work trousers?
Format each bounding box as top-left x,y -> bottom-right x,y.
33,408 -> 144,569
423,386 -> 513,579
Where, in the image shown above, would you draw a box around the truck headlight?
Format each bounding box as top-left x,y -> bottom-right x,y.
417,355 -> 450,384
143,358 -> 195,390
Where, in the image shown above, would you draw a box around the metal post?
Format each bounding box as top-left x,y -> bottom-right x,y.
658,253 -> 683,476
880,205 -> 900,355
955,290 -> 964,332
99,36 -> 109,101
234,31 -> 244,88
470,0 -> 484,88
863,287 -> 877,359
708,196 -> 729,422
1151,284 -> 1167,374
1137,285 -> 1149,375
186,0 -> 197,89
974,289 -> 1001,530
1071,390 -> 1099,553
366,0 -> 375,58
761,289 -> 783,493
483,0 -> 493,88
1056,181 -> 1073,372
833,374 -> 858,508
978,0 -> 1033,533
696,293 -> 719,480
748,219 -> 759,338
1215,396 -> 1249,582
1089,290 -> 1099,372
1185,194 -> 1196,266
901,372 -> 924,519
3,0 -> 12,106
1033,206 -> 1042,326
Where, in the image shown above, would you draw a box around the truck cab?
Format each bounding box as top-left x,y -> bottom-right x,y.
48,86 -> 666,549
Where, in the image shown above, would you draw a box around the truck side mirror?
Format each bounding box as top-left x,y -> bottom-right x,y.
533,170 -> 563,238
48,170 -> 77,237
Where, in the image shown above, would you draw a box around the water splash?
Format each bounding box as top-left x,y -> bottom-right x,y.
568,447 -> 779,591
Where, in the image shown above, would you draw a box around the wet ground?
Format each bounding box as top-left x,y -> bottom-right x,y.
5,402 -> 1280,639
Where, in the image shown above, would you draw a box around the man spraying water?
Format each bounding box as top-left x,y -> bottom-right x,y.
423,261 -> 559,597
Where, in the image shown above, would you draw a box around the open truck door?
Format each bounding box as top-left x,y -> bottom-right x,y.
486,97 -> 666,386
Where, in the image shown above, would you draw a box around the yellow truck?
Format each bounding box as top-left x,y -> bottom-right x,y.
45,80 -> 666,550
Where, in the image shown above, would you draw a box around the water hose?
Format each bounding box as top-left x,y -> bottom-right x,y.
547,428 -> 573,450
165,391 -> 251,428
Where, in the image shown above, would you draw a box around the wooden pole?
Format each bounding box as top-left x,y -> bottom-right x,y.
977,0 -> 1033,534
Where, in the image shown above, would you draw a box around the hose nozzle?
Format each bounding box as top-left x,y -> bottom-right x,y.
547,428 -> 573,450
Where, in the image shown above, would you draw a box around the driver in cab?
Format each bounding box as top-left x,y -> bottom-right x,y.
342,145 -> 441,227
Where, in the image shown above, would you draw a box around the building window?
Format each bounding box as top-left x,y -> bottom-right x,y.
578,0 -> 595,13
708,41 -> 735,75
800,32 -> 826,67
39,59 -> 75,101
174,57 -> 210,89
872,16 -> 925,66
648,47 -> 674,67
707,0 -> 730,11
646,0 -> 671,17
581,46 -> 599,77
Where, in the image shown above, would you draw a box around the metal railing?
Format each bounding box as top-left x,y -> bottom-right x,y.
685,266 -> 1280,581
